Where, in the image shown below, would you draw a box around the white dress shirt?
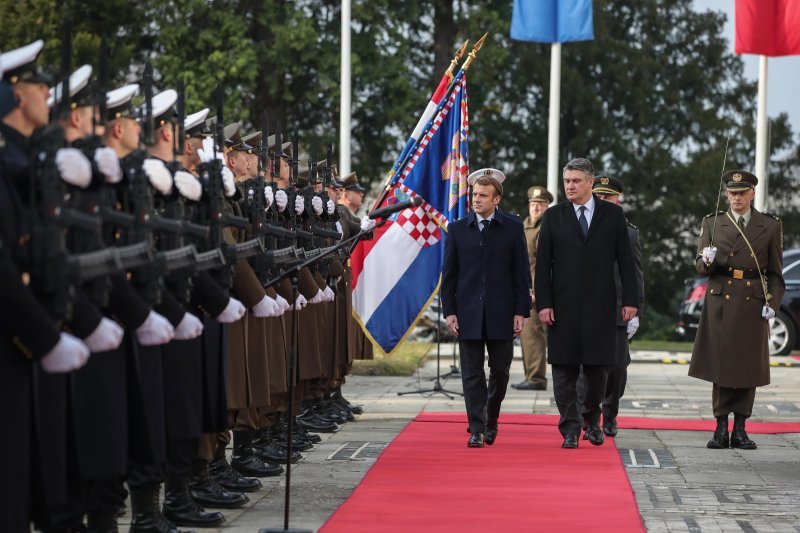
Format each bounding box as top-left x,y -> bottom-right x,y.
572,195 -> 595,228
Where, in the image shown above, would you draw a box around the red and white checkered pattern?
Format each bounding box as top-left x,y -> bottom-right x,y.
396,207 -> 441,247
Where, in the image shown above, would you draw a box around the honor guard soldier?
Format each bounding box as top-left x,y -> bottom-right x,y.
512,185 -> 553,391
689,170 -> 785,450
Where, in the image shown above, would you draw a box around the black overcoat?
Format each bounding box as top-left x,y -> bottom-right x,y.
534,197 -> 637,365
441,208 -> 531,340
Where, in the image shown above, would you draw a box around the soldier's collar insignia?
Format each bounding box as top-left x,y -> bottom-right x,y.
732,173 -> 742,182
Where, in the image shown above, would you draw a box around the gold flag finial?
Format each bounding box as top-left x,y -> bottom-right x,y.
446,39 -> 470,77
462,32 -> 488,71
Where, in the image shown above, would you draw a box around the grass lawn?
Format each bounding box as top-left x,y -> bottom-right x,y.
630,339 -> 695,352
351,341 -> 434,376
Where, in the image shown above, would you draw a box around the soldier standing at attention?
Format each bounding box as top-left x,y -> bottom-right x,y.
512,185 -> 552,391
689,170 -> 784,450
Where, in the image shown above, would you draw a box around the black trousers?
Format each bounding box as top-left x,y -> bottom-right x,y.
577,328 -> 630,421
459,338 -> 514,434
553,364 -> 610,437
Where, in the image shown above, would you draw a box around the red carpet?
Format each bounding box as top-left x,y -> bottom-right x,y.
414,413 -> 800,434
321,415 -> 644,533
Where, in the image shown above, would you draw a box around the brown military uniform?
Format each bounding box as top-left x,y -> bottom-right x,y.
519,214 -> 547,387
689,208 -> 785,416
339,206 -> 374,360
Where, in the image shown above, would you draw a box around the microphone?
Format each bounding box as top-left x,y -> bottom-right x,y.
368,196 -> 423,219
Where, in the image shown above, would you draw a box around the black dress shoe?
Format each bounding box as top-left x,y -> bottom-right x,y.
585,425 -> 605,446
511,380 -> 547,391
485,428 -> 498,445
562,434 -> 579,449
467,432 -> 485,448
602,417 -> 618,437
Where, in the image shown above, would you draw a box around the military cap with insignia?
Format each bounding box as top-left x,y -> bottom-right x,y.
722,169 -> 757,191
592,175 -> 624,196
226,122 -> 253,152
242,130 -> 262,148
106,84 -> 139,122
184,108 -> 210,138
0,40 -> 50,85
148,89 -> 178,128
527,185 -> 553,204
48,64 -> 93,109
467,167 -> 506,186
265,133 -> 292,158
341,171 -> 365,192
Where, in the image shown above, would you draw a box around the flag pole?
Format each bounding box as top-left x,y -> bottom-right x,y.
339,0 -> 352,176
546,42 -> 561,204
754,54 -> 768,211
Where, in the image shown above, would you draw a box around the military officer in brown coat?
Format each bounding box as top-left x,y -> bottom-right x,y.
512,185 -> 552,391
689,170 -> 785,450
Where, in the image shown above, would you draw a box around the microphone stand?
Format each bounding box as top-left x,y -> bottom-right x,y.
259,218 -> 388,533
398,292 -> 463,399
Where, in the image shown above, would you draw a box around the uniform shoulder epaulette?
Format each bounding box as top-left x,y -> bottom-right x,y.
626,220 -> 638,230
761,211 -> 780,221
704,211 -> 725,219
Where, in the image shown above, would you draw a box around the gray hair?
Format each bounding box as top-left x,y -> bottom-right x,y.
563,158 -> 595,179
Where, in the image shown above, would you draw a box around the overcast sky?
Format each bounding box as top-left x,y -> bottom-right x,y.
692,0 -> 800,137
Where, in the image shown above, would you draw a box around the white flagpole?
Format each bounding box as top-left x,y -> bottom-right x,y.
546,43 -> 561,203
339,0 -> 352,176
754,54 -> 768,211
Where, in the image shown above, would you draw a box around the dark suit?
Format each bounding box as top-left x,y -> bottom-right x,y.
535,196 -> 637,437
442,208 -> 530,433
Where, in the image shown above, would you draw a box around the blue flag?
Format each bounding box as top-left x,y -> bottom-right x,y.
510,0 -> 594,43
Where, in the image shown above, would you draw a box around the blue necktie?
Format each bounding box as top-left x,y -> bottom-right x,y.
481,219 -> 489,236
578,206 -> 589,238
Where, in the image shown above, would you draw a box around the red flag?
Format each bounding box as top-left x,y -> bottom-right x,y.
735,0 -> 800,57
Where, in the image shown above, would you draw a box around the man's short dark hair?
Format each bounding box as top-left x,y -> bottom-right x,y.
563,158 -> 595,179
473,175 -> 503,197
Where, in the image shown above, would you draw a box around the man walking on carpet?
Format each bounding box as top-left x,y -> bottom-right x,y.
442,169 -> 531,448
534,158 -> 638,449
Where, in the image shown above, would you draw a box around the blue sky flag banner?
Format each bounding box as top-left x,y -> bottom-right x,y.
351,74 -> 470,354
510,0 -> 595,43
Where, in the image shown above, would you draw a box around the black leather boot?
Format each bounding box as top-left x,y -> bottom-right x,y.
730,414 -> 757,449
332,388 -> 363,415
188,459 -> 249,509
129,484 -> 183,533
162,473 -> 225,528
230,429 -> 284,478
706,415 -> 730,449
209,448 -> 262,493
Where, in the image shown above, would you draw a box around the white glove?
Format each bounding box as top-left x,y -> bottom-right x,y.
56,147 -> 93,188
252,295 -> 280,318
275,189 -> 288,211
626,316 -> 640,340
41,332 -> 91,373
293,294 -> 307,310
264,186 -> 274,208
323,286 -> 335,302
142,158 -> 173,195
294,195 -> 305,215
311,195 -> 323,215
174,170 -> 202,201
308,289 -> 324,304
216,297 -> 246,323
762,306 -> 776,320
274,294 -> 291,315
83,317 -> 124,353
197,136 -> 223,163
335,221 -> 344,241
94,147 -> 123,183
136,311 -> 175,346
701,246 -> 717,266
360,217 -> 376,232
174,312 -> 204,340
327,199 -> 335,215
222,165 -> 236,197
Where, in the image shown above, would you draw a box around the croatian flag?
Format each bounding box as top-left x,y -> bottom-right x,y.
351,73 -> 470,354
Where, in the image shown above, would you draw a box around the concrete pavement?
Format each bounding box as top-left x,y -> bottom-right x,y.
129,347 -> 800,532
